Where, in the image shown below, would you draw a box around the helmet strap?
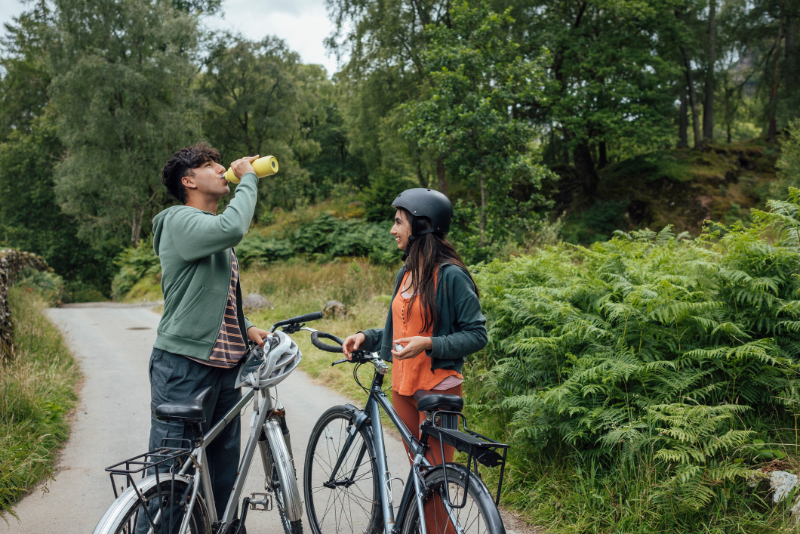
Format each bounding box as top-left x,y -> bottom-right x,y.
402,229 -> 436,261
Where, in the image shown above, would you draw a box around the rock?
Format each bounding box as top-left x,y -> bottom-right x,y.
323,300 -> 347,319
770,471 -> 799,504
243,293 -> 273,310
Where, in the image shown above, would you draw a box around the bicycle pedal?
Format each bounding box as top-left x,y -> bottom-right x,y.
248,492 -> 272,511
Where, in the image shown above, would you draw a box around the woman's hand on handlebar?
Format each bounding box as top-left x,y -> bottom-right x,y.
342,332 -> 366,360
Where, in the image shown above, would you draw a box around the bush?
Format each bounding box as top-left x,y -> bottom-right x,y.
15,268 -> 64,306
239,214 -> 402,267
111,239 -> 160,300
471,192 -> 800,515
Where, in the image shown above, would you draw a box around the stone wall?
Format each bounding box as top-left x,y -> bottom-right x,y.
0,249 -> 50,360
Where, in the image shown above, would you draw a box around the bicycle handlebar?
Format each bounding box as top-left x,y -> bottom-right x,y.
270,311 -> 324,332
310,331 -> 344,353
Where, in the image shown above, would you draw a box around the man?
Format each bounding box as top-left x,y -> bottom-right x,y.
148,143 -> 269,520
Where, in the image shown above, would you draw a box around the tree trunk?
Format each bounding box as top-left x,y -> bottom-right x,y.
573,141 -> 600,196
598,141 -> 608,169
703,0 -> 716,143
680,46 -> 702,149
479,175 -> 486,245
131,212 -> 142,248
768,24 -> 784,143
787,17 -> 797,98
678,84 -> 689,148
416,156 -> 428,188
436,156 -> 448,196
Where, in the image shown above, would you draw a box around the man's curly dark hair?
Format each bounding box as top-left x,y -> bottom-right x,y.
161,143 -> 222,204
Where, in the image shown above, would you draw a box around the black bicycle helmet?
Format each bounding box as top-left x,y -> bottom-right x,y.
391,188 -> 453,236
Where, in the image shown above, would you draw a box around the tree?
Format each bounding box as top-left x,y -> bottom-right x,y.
326,0 -> 454,193
703,0 -> 717,143
403,2 -> 553,245
0,3 -> 119,289
520,0 -> 683,192
49,0 -> 204,247
201,35 -> 330,213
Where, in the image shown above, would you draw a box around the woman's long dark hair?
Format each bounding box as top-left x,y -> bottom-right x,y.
400,208 -> 478,333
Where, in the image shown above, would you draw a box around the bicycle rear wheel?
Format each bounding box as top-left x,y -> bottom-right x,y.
93,476 -> 211,534
401,464 -> 504,534
304,405 -> 381,534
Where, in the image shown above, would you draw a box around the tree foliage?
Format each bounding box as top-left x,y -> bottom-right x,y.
49,0 -> 205,247
403,3 -> 554,249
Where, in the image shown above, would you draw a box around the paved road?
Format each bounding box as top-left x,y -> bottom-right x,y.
5,304 -> 527,534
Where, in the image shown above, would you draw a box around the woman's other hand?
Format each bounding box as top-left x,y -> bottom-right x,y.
391,337 -> 433,360
342,332 -> 366,360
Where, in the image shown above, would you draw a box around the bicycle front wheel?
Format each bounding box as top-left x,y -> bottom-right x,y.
402,464 -> 504,534
304,405 -> 381,534
92,475 -> 211,534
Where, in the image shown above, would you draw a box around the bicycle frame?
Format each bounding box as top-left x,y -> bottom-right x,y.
324,361 -> 446,534
147,384 -> 288,534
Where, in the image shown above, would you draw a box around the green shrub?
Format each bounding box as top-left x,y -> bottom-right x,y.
471,192 -> 800,515
237,234 -> 295,266
239,214 -> 402,266
111,239 -> 160,300
15,268 -> 65,306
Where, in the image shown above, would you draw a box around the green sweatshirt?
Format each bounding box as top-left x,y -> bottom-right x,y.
360,263 -> 487,373
151,172 -> 258,360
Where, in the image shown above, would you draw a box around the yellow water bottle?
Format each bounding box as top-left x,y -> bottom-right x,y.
224,156 -> 279,184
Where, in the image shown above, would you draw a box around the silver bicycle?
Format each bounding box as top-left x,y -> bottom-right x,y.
92,311 -> 324,534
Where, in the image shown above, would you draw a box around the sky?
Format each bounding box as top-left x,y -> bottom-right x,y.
0,0 -> 341,76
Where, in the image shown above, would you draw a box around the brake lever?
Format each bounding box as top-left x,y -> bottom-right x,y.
281,322 -> 304,334
331,358 -> 349,366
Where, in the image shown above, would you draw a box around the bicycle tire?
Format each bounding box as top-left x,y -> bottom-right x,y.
304,405 -> 381,534
92,475 -> 211,534
401,463 -> 504,534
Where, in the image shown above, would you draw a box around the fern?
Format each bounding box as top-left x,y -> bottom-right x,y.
472,195 -> 800,513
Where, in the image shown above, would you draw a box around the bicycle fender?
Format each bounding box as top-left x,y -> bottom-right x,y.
342,403 -> 370,432
265,417 -> 303,521
92,473 -> 208,534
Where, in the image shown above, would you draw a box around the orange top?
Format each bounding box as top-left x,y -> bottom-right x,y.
391,271 -> 462,396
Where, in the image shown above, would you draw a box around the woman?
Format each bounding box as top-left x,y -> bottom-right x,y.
342,188 -> 487,467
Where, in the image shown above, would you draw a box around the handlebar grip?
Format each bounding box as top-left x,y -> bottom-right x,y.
311,331 -> 344,353
290,311 -> 323,323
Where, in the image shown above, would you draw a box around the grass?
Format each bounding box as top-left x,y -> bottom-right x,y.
0,287 -> 81,519
239,258 -> 398,399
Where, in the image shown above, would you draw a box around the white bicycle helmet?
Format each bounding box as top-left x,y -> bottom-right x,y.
235,331 -> 302,389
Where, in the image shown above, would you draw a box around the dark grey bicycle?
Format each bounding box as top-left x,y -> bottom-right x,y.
302,329 -> 510,534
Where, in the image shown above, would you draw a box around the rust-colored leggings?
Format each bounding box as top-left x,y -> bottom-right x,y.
392,385 -> 462,534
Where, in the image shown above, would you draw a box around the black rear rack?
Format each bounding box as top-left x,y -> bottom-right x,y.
104,440 -> 194,533
421,411 -> 510,508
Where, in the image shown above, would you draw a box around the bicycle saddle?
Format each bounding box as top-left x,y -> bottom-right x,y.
154,386 -> 215,423
413,390 -> 463,412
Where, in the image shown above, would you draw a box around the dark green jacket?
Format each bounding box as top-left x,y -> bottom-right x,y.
360,263 -> 487,373
151,172 -> 257,360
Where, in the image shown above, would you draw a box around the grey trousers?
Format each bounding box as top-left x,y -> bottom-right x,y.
143,348 -> 242,527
